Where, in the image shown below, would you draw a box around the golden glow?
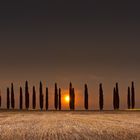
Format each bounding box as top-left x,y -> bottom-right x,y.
65,95 -> 70,103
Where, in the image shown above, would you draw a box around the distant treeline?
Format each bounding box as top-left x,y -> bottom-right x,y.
0,81 -> 136,110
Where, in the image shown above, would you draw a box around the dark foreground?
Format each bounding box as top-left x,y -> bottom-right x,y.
0,111 -> 140,140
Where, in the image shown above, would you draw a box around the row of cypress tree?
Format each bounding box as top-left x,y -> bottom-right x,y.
4,81 -> 49,110
84,82 -> 135,110
0,81 -> 136,110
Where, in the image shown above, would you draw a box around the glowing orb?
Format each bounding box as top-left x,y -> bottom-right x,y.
65,95 -> 70,102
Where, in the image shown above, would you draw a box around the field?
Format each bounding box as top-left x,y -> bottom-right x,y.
0,111 -> 140,140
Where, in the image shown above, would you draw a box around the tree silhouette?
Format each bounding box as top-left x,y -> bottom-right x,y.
0,92 -> 1,108
115,83 -> 120,110
39,82 -> 44,110
7,88 -> 10,109
131,81 -> 135,109
59,88 -> 61,110
25,81 -> 29,110
46,87 -> 48,110
19,87 -> 23,110
127,87 -> 131,109
99,83 -> 104,111
113,83 -> 120,110
113,87 -> 116,110
71,88 -> 75,110
54,83 -> 58,110
32,86 -> 36,109
84,84 -> 88,110
69,82 -> 73,110
11,83 -> 15,109
69,82 -> 75,110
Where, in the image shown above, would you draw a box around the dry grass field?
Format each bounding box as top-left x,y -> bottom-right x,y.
0,111 -> 140,140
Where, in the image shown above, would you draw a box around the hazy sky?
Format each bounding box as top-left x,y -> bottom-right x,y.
0,1 -> 140,109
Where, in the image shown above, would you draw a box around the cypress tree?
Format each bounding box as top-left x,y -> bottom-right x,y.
32,86 -> 36,109
46,87 -> 48,110
69,82 -> 72,110
25,81 -> 29,110
84,84 -> 88,110
59,88 -> 61,110
11,83 -> 15,109
19,87 -> 23,110
131,81 -> 135,109
0,93 -> 1,108
72,88 -> 75,110
7,88 -> 10,109
116,83 -> 120,110
99,83 -> 104,111
39,82 -> 43,110
54,83 -> 58,110
70,88 -> 75,110
127,87 -> 131,109
113,87 -> 116,110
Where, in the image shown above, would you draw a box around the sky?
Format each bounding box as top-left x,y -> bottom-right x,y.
0,0 -> 140,110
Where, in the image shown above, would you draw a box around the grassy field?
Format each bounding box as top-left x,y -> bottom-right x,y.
0,111 -> 140,140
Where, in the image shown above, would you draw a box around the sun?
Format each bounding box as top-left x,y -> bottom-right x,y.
65,95 -> 70,103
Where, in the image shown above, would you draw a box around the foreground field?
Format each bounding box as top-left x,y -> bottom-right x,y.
0,111 -> 140,140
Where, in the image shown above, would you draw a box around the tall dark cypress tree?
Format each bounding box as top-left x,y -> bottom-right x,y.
54,83 -> 58,110
39,82 -> 43,110
19,87 -> 23,110
127,87 -> 131,109
72,88 -> 75,110
99,83 -> 104,111
46,87 -> 48,110
7,88 -> 10,109
11,83 -> 15,109
113,87 -> 116,110
25,81 -> 29,110
0,92 -> 1,108
69,82 -> 72,110
32,86 -> 36,109
131,81 -> 135,109
116,83 -> 120,110
59,88 -> 61,110
84,84 -> 88,110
